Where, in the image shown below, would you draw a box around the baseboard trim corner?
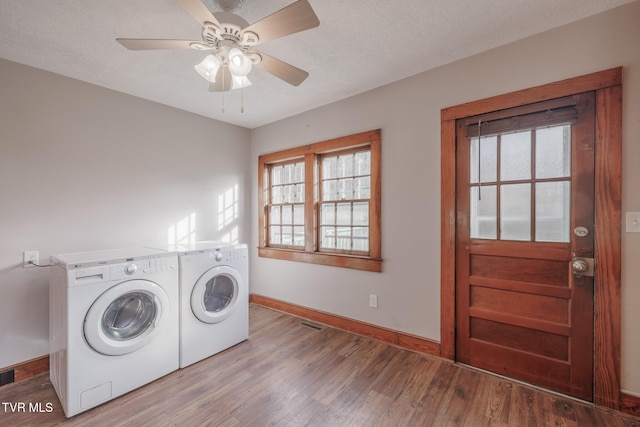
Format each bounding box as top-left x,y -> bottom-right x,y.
250,293 -> 440,357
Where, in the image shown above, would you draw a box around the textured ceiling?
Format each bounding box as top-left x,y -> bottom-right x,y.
0,0 -> 634,128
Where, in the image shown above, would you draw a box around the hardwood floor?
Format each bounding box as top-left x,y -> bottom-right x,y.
1,304 -> 638,426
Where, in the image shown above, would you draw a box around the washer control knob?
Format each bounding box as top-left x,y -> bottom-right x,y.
215,252 -> 223,262
124,263 -> 137,275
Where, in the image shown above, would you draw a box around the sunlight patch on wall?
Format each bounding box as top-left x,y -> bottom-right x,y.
218,185 -> 239,243
168,212 -> 196,246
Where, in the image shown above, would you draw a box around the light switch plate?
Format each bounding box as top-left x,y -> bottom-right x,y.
626,212 -> 640,232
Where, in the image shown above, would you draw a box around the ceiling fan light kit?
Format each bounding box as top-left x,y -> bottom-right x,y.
116,0 -> 319,112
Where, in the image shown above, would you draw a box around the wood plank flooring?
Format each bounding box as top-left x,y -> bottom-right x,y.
1,304 -> 638,426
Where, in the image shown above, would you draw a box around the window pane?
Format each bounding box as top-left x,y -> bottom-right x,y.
536,126 -> 570,179
470,136 -> 497,183
320,226 -> 335,249
323,157 -> 337,179
296,183 -> 305,202
281,226 -> 293,245
293,204 -> 305,225
354,176 -> 370,199
501,131 -> 531,181
270,226 -> 281,245
293,226 -> 305,246
352,227 -> 369,252
470,185 -> 497,239
283,163 -> 295,184
270,206 -> 281,225
536,181 -> 570,242
501,183 -> 531,241
355,151 -> 370,176
338,178 -> 353,200
321,203 -> 335,225
294,162 -> 305,182
336,203 -> 351,225
336,227 -> 351,249
323,180 -> 337,201
272,186 -> 282,204
337,154 -> 353,178
272,166 -> 283,185
353,202 -> 369,226
282,205 -> 292,225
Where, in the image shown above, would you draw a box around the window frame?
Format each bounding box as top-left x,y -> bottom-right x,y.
258,129 -> 382,272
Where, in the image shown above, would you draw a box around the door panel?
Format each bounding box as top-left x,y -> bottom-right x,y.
455,93 -> 595,401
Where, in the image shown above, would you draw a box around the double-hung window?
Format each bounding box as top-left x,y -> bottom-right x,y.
258,130 -> 382,272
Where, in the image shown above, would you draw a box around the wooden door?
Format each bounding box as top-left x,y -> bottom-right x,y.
455,93 -> 595,401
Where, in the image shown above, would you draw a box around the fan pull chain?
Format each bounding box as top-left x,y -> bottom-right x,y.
241,84 -> 245,113
221,67 -> 226,113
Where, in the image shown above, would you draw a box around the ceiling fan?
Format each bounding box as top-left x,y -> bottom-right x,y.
116,0 -> 319,92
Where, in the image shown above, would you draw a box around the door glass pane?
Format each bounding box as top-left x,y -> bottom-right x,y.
470,136 -> 497,183
102,293 -> 156,341
535,181 -> 570,242
470,185 -> 497,239
501,183 -> 531,241
203,275 -> 234,313
501,131 -> 531,181
536,125 -> 571,179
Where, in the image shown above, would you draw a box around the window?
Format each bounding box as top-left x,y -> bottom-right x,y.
258,130 -> 381,272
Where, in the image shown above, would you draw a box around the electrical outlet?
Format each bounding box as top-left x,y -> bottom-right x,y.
369,294 -> 378,309
23,251 -> 39,268
626,212 -> 640,232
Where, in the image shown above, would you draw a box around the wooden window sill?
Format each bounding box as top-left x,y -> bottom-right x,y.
258,247 -> 382,272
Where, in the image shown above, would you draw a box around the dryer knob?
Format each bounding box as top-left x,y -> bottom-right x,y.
215,252 -> 223,262
124,263 -> 137,275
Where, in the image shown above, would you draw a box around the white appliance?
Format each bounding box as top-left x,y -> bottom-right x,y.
174,242 -> 248,368
49,247 -> 179,418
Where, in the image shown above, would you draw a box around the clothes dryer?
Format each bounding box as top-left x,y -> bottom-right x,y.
174,242 -> 248,368
49,247 -> 179,417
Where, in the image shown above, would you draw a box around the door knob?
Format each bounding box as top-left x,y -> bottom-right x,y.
572,257 -> 594,278
573,259 -> 589,274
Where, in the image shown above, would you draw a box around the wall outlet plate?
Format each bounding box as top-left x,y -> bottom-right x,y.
626,212 -> 640,233
23,250 -> 39,268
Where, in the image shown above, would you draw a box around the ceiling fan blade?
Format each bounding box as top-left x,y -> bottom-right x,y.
177,0 -> 222,28
242,0 -> 319,45
116,39 -> 198,50
251,51 -> 309,86
208,68 -> 233,92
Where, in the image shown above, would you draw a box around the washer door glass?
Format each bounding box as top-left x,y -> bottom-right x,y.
84,280 -> 169,356
191,266 -> 240,324
102,292 -> 156,341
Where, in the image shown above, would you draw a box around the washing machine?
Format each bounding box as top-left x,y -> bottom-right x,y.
49,247 -> 179,417
174,241 -> 248,368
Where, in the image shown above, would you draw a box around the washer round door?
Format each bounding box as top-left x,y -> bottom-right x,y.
191,265 -> 241,324
84,280 -> 169,356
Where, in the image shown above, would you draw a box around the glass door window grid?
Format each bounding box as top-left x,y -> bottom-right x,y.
470,124 -> 571,242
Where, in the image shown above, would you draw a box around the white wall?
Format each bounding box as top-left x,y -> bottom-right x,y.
0,58 -> 251,368
250,0 -> 640,395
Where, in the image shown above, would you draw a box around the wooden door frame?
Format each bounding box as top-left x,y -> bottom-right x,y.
440,68 -> 623,409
